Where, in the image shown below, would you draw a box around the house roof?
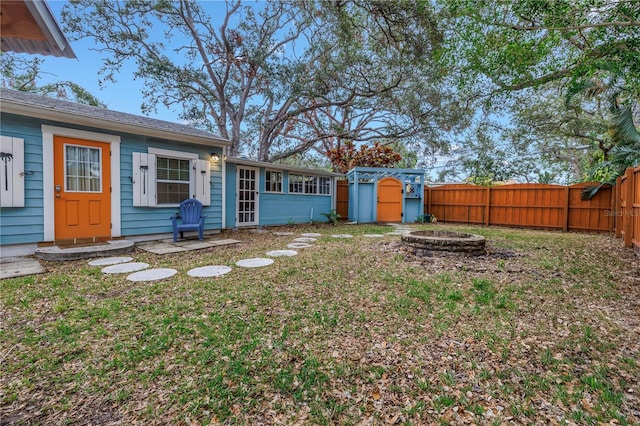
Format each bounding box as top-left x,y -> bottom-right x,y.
0,88 -> 231,147
0,0 -> 76,58
227,156 -> 343,177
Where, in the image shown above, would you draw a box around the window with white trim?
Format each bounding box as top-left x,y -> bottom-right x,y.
318,177 -> 331,195
289,174 -> 304,193
156,156 -> 190,204
304,176 -> 317,194
265,170 -> 282,193
288,173 -> 331,195
132,149 -> 211,207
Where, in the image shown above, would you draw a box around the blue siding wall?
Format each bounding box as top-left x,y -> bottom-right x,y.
356,183 -> 375,223
0,114 -> 45,245
120,140 -> 224,236
225,164 -> 334,227
260,193 -> 331,225
405,199 -> 421,223
0,113 -> 224,246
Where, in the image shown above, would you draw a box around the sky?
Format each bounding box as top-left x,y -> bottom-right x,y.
38,1 -> 189,123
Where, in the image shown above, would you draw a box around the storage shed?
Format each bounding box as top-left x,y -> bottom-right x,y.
346,167 -> 425,223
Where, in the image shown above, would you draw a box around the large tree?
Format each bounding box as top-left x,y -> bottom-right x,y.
62,0 -> 457,162
0,53 -> 104,106
436,0 -> 640,181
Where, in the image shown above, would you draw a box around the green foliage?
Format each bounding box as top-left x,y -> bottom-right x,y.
320,209 -> 341,225
0,53 -> 104,106
437,0 -> 640,183
416,214 -> 436,223
62,0 -> 457,163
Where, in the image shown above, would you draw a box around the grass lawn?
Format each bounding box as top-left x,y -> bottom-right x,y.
1,224 -> 639,425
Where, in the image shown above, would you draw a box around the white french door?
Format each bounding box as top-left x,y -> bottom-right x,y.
236,166 -> 259,226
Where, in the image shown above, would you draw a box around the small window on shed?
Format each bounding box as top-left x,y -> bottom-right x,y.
265,170 -> 282,193
318,177 -> 331,195
289,174 -> 304,193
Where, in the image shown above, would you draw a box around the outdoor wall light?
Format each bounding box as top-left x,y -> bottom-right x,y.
210,153 -> 220,162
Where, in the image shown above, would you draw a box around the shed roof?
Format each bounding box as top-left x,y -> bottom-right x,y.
227,156 -> 343,177
0,88 -> 231,147
0,0 -> 76,58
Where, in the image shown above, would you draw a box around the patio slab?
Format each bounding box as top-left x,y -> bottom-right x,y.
266,250 -> 298,257
0,257 -> 45,280
137,238 -> 241,255
187,265 -> 233,278
236,258 -> 274,268
88,256 -> 133,266
102,262 -> 149,274
127,268 -> 177,282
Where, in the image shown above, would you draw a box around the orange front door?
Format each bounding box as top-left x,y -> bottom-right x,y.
377,177 -> 402,222
53,136 -> 111,240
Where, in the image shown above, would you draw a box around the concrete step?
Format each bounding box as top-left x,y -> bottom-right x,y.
35,240 -> 135,261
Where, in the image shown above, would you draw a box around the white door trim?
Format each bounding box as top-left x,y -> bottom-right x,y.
42,125 -> 121,241
236,166 -> 259,227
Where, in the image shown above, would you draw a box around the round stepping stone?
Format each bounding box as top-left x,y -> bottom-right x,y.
363,234 -> 384,238
88,256 -> 133,266
187,265 -> 232,278
273,232 -> 294,236
301,233 -> 322,237
101,262 -> 149,274
236,258 -> 274,268
287,242 -> 313,249
294,237 -> 317,243
331,234 -> 353,239
266,250 -> 298,257
127,268 -> 177,282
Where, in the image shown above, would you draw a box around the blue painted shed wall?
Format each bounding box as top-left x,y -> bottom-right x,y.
356,183 -> 375,223
0,113 -> 224,245
405,199 -> 421,223
225,163 -> 333,227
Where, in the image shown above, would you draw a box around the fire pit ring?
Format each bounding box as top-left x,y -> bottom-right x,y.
401,230 -> 486,256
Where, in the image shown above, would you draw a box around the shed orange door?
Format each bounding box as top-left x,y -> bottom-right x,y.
53,136 -> 111,240
377,177 -> 402,222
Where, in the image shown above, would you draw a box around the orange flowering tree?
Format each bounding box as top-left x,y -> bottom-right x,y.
325,141 -> 402,174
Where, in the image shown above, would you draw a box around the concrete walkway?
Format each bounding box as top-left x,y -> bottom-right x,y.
1,236 -> 242,280
1,225 -> 406,280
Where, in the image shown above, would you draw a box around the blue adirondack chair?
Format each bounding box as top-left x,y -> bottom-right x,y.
171,198 -> 206,242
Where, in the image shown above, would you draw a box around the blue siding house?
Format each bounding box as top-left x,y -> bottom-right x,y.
0,88 -> 230,256
224,157 -> 341,228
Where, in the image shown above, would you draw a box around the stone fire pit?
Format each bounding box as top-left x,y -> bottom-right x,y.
401,230 -> 486,256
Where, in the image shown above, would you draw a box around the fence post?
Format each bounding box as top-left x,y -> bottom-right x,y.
623,167 -> 634,247
615,176 -> 622,238
563,186 -> 570,232
485,186 -> 491,226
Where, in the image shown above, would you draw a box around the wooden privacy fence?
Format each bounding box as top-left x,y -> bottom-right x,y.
336,179 -> 349,220
424,183 -> 614,233
336,180 -> 616,233
336,171 -> 640,251
615,166 -> 640,250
